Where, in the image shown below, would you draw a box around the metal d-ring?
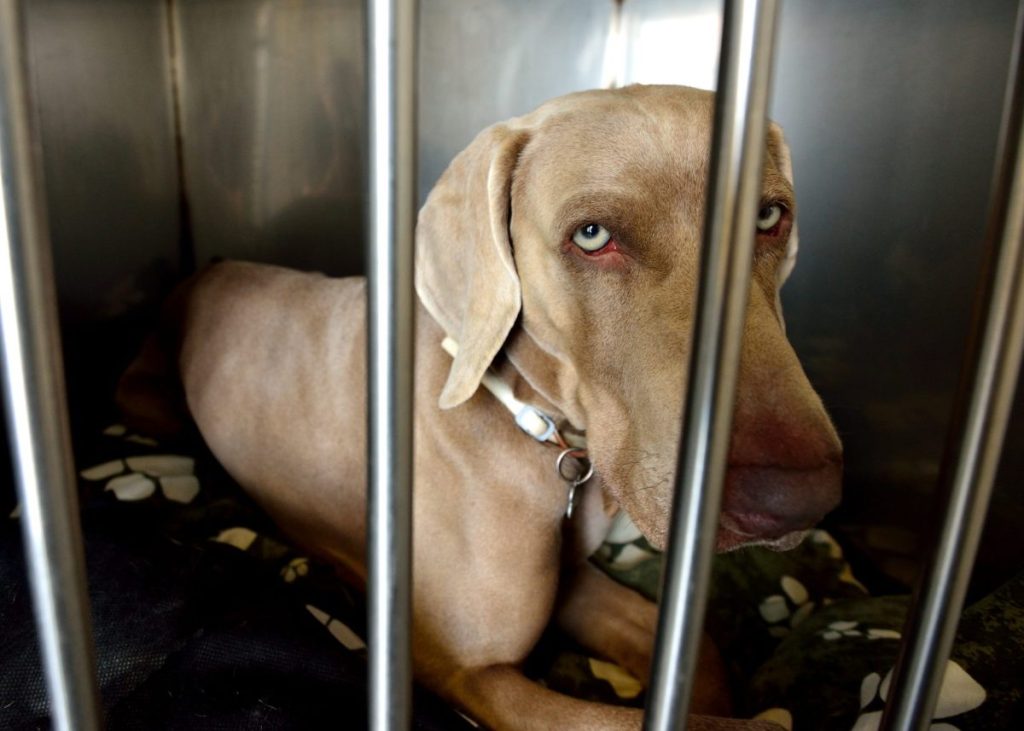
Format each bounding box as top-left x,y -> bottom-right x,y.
556,447 -> 593,519
556,447 -> 593,483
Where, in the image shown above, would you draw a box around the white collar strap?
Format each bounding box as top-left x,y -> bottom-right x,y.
440,337 -> 582,448
441,337 -> 591,518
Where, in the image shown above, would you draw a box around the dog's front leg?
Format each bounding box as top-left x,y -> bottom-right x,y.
451,665 -> 642,730
449,664 -> 780,731
555,562 -> 732,717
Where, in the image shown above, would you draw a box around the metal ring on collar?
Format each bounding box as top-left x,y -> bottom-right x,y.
556,447 -> 594,484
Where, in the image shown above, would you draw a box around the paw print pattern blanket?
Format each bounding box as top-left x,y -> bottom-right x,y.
1,426 -> 1021,730
592,529 -> 1023,730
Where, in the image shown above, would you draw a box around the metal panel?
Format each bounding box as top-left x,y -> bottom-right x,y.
24,0 -> 181,322
771,0 -> 1022,585
173,0 -> 367,275
418,0 -> 615,202
174,0 -> 613,271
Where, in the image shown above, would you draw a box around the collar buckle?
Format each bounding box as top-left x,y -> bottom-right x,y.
515,405 -> 557,442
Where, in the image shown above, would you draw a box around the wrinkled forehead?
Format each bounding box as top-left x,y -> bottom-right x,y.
516,94 -> 714,220
513,87 -> 794,229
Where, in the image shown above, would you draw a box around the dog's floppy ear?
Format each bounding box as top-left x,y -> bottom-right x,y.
416,123 -> 532,409
767,122 -> 800,289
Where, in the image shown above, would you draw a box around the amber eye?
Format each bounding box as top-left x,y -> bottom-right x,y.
572,223 -> 612,252
757,203 -> 783,232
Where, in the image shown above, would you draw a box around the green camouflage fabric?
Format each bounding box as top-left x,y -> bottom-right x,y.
547,524 -> 1023,730
75,426 -> 1023,730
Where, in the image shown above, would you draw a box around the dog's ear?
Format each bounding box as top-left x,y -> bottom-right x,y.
766,122 -> 800,289
416,123 -> 532,409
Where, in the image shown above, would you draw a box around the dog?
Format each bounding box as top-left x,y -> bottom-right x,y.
118,84 -> 842,730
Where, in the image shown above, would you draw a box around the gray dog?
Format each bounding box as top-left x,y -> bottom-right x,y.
119,84 -> 842,730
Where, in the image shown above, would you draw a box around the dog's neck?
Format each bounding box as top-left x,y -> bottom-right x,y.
430,317 -> 597,519
500,325 -> 587,433
436,323 -> 585,444
488,354 -> 584,446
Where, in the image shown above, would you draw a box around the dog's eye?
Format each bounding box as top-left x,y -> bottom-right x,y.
756,204 -> 783,232
572,223 -> 612,252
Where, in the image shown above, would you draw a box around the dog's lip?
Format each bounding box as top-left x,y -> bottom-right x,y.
717,499 -> 823,553
716,523 -> 808,553
722,460 -> 842,533
727,457 -> 843,473
719,510 -> 794,539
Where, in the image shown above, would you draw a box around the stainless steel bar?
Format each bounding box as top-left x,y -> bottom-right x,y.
0,2 -> 101,730
644,1 -> 779,729
879,4 -> 1024,729
366,0 -> 417,729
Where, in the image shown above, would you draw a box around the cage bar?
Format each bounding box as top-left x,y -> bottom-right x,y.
0,2 -> 101,730
644,1 -> 780,729
879,4 -> 1024,729
366,0 -> 418,729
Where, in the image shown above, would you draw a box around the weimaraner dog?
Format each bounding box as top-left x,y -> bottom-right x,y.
119,84 -> 842,730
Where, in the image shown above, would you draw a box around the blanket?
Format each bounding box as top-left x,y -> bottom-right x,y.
2,425 -> 1020,730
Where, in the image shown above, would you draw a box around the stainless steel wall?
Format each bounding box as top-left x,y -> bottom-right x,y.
771,0 -> 1021,591
20,0 -> 613,298
419,0 -> 614,202
171,0 -> 613,276
24,0 -> 181,323
172,0 -> 366,275
770,0 -> 1017,492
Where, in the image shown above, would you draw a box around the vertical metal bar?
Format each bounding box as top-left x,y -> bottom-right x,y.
0,2 -> 101,730
644,1 -> 779,729
366,0 -> 417,729
880,4 -> 1024,729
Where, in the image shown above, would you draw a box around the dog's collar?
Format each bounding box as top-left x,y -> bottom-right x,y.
441,337 -> 590,517
440,337 -> 584,448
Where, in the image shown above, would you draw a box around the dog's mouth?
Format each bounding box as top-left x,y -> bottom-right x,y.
716,512 -> 810,553
618,460 -> 841,553
637,514 -> 812,554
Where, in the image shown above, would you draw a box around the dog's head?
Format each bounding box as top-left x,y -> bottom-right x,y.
416,85 -> 841,552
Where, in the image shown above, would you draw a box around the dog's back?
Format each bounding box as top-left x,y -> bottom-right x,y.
119,260 -> 372,575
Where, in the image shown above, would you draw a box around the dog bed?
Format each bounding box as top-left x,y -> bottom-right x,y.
2,424 -> 1020,730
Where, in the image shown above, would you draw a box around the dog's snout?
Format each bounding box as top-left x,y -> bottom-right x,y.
728,405 -> 842,472
722,366 -> 844,548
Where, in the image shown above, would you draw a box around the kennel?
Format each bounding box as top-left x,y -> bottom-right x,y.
1,0 -> 1023,729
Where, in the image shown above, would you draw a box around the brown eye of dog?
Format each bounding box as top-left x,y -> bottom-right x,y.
756,203 -> 783,232
572,223 -> 612,252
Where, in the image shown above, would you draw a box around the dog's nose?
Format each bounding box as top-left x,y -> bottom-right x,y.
720,458 -> 842,539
